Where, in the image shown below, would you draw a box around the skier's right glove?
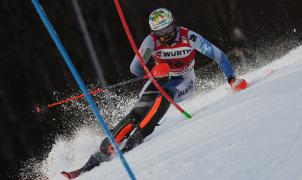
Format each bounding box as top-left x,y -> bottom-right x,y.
228,76 -> 248,92
151,63 -> 170,78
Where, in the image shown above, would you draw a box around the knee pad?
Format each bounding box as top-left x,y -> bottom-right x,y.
100,115 -> 136,154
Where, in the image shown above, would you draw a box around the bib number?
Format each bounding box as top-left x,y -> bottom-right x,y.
174,61 -> 183,68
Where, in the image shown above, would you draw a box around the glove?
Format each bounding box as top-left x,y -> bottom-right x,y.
228,76 -> 247,92
151,63 -> 170,78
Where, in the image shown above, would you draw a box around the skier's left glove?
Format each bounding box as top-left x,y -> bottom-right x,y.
228,76 -> 247,92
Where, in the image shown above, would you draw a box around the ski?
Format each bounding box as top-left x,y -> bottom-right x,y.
61,169 -> 83,179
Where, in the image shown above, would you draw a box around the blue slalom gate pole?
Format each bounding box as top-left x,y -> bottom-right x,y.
31,1 -> 136,179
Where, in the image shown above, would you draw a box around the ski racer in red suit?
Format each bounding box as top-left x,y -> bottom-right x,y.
62,8 -> 247,179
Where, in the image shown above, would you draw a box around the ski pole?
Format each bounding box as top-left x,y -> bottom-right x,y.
36,75 -> 147,113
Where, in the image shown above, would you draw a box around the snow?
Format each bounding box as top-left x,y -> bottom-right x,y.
38,46 -> 302,180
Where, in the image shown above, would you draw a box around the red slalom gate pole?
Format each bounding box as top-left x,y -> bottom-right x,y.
113,0 -> 192,119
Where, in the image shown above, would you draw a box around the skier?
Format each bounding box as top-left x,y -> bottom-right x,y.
62,8 -> 247,179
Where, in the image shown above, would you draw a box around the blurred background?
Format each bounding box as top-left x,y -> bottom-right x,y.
0,0 -> 301,179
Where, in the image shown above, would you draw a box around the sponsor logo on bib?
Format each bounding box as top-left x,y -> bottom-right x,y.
153,47 -> 193,59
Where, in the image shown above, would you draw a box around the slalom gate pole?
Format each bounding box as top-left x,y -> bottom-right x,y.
113,0 -> 192,119
36,75 -> 146,112
31,1 -> 136,179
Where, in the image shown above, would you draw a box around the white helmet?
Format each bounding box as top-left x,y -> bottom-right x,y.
149,8 -> 174,31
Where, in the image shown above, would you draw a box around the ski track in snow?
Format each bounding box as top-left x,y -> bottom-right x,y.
35,46 -> 302,180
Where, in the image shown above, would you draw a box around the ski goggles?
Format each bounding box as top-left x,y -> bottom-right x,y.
153,23 -> 175,37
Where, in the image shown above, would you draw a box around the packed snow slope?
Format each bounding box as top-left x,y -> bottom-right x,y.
41,46 -> 302,180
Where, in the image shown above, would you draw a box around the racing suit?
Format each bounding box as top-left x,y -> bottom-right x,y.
81,26 -> 235,172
